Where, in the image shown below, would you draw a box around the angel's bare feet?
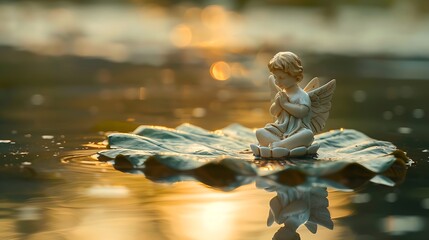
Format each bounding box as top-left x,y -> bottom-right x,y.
256,128 -> 281,147
270,129 -> 314,150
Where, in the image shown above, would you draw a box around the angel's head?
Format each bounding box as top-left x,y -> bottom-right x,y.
268,52 -> 304,89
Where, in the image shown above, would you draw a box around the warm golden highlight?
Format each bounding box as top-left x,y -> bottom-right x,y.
268,51 -> 304,82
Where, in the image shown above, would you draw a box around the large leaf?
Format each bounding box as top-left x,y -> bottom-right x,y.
98,123 -> 410,190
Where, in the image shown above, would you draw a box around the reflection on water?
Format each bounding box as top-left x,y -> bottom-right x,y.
2,153 -> 274,240
260,183 -> 333,240
0,140 -> 411,240
0,153 -> 334,240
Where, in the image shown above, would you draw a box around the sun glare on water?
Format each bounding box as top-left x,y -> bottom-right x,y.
210,61 -> 231,81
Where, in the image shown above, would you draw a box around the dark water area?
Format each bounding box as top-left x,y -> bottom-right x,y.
1,46 -> 429,240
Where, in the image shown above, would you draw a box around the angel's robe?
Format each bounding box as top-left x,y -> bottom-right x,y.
264,88 -> 312,139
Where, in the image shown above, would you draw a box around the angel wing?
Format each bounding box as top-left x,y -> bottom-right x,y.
303,77 -> 320,92
306,187 -> 333,231
308,207 -> 334,230
304,79 -> 336,134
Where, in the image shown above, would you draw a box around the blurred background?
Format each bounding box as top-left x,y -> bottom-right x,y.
1,0 -> 429,135
1,1 -> 429,239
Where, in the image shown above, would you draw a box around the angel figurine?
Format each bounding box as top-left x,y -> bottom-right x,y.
250,52 -> 336,158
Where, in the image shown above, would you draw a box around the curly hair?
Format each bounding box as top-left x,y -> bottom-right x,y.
267,51 -> 304,82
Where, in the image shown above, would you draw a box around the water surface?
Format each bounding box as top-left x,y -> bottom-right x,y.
1,3 -> 429,237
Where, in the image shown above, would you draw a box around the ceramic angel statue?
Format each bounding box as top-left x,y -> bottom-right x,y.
250,52 -> 336,158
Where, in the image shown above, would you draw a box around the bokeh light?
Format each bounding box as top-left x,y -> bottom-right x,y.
210,61 -> 231,81
201,5 -> 227,29
170,24 -> 192,48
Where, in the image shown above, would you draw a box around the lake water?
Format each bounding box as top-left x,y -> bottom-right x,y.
1,46 -> 429,240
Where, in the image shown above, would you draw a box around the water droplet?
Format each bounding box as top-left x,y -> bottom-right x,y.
11,151 -> 28,156
380,216 -> 424,235
412,109 -> 424,119
42,135 -> 54,140
192,107 -> 207,118
398,127 -> 412,134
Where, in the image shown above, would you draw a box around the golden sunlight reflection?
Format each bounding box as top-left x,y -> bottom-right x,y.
170,24 -> 192,48
328,190 -> 354,219
61,207 -> 145,240
5,150 -> 363,240
157,183 -> 275,240
84,185 -> 130,198
175,201 -> 234,240
210,61 -> 231,81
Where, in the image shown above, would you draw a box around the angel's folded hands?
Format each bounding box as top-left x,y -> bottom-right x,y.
280,102 -> 310,118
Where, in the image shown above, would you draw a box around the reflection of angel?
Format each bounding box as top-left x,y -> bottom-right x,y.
267,187 -> 334,240
251,52 -> 336,158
